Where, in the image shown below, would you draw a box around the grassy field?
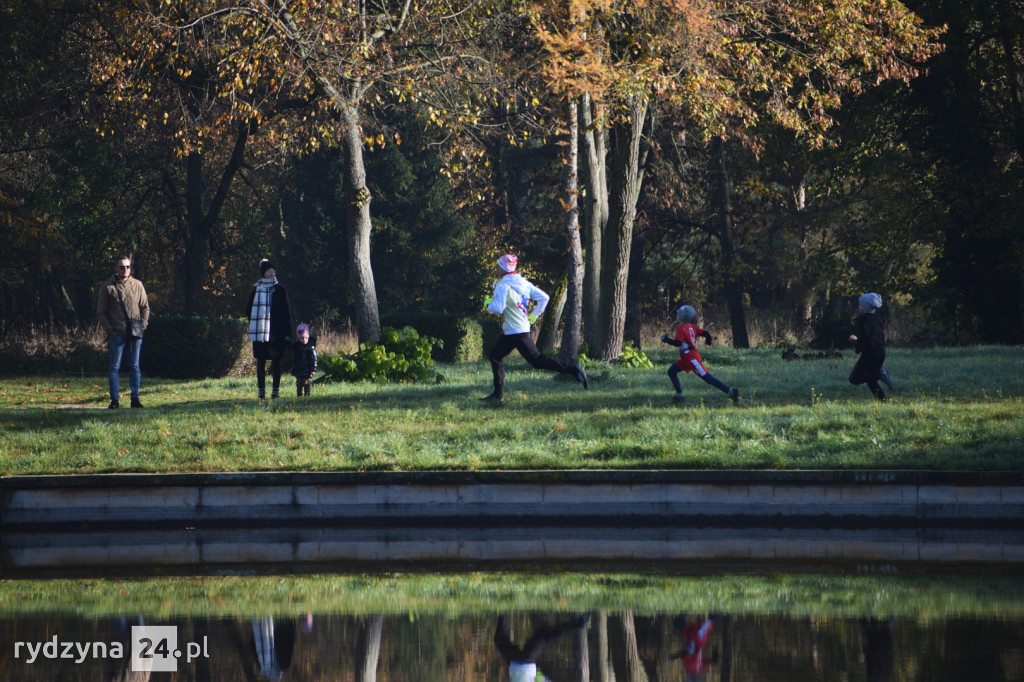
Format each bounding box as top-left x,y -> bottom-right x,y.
1,346 -> 1022,476
3,573 -> 1023,618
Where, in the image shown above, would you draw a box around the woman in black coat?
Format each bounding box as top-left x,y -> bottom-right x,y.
848,292 -> 892,401
246,259 -> 292,399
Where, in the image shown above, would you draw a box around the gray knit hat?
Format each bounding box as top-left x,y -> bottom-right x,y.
859,293 -> 882,311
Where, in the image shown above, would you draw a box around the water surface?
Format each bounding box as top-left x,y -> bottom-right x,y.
2,573 -> 1022,681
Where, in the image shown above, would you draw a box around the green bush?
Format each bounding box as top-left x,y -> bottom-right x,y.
143,315 -> 248,379
381,312 -> 492,363
318,326 -> 443,383
618,341 -> 655,368
576,341 -> 654,369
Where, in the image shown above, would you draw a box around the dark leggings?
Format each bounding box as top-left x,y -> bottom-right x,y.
493,615 -> 582,664
668,364 -> 731,395
489,333 -> 575,395
850,352 -> 886,401
257,358 -> 282,397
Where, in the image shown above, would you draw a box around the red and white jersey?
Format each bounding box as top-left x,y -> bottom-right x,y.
674,323 -> 706,353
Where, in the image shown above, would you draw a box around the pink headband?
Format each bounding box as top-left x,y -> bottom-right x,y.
497,254 -> 518,273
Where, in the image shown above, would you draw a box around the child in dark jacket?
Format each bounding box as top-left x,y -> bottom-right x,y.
660,305 -> 739,404
848,293 -> 892,401
290,323 -> 318,397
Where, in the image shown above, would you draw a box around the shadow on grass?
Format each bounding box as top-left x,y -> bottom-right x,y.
0,377 -> 739,437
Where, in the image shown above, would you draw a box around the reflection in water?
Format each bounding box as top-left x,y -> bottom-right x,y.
860,618 -> 894,682
671,615 -> 717,682
494,613 -> 588,681
252,616 -> 295,681
103,616 -> 150,682
3,610 -> 1023,681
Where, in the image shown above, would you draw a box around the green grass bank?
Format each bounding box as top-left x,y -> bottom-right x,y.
3,573 -> 1023,619
1,346 -> 1022,476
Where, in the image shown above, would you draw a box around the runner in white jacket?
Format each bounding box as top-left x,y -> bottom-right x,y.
482,254 -> 588,402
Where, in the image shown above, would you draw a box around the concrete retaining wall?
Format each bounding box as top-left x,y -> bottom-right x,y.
3,471 -> 1023,575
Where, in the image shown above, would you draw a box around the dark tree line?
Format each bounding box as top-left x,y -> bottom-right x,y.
0,0 -> 1021,346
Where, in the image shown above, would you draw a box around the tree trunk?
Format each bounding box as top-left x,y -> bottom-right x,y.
573,615 -> 590,682
622,610 -> 649,682
598,606 -> 610,679
625,226 -> 645,348
719,616 -> 733,682
183,121 -> 250,315
598,611 -> 612,682
789,171 -> 816,340
711,135 -> 750,348
340,101 -> 382,343
538,272 -> 567,353
593,95 -> 648,361
183,149 -> 208,315
561,97 -> 584,362
580,93 -> 608,346
356,614 -> 383,682
270,2 -> 382,342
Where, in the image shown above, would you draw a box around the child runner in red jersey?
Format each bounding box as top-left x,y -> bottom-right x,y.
660,305 -> 739,404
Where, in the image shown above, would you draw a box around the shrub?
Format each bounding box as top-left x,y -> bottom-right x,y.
143,315 -> 248,378
317,326 -> 443,383
575,341 -> 654,370
618,341 -> 655,368
0,325 -> 106,376
381,312 -> 491,362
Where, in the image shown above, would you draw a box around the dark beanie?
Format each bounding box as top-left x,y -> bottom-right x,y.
260,259 -> 275,276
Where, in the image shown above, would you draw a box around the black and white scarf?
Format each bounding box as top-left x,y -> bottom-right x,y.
248,278 -> 277,342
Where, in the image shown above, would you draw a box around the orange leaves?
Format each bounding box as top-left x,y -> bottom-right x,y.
658,0 -> 944,145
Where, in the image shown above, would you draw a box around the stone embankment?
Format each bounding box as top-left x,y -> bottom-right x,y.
3,470 -> 1023,576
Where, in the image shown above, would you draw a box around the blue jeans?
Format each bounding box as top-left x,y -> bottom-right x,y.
108,335 -> 142,401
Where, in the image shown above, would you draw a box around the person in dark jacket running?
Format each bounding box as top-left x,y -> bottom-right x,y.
848,292 -> 892,401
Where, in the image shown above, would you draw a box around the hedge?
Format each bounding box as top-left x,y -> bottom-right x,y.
142,315 -> 248,378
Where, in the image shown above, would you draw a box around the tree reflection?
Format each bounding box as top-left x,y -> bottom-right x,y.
357,614 -> 383,682
6,603 -> 1022,680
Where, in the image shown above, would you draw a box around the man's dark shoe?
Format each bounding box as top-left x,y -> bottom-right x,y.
479,392 -> 504,403
130,397 -> 143,409
573,363 -> 589,389
108,399 -> 120,409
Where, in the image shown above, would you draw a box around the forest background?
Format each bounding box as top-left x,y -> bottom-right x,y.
1,0 -> 1022,362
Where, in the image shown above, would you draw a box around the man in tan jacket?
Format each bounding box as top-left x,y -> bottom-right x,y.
96,256 -> 149,408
